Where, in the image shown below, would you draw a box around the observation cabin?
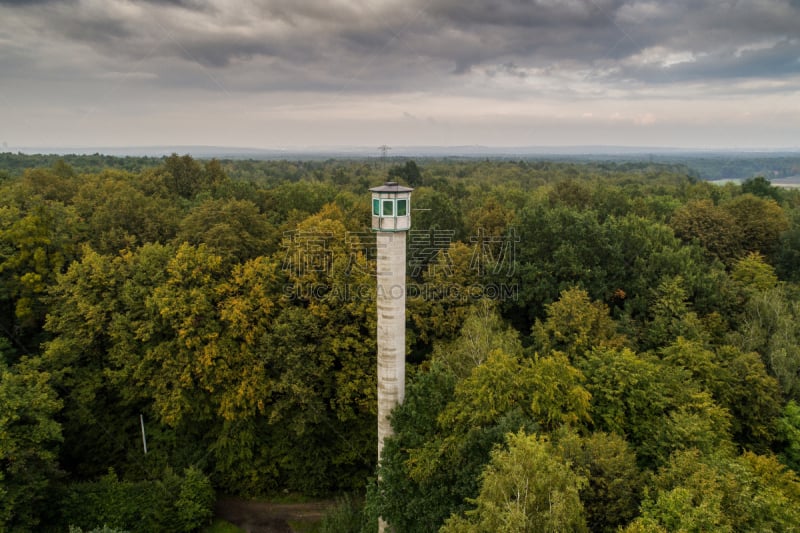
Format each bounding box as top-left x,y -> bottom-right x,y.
370,181 -> 414,232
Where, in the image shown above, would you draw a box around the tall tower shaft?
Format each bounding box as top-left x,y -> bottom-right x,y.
376,230 -> 406,461
369,181 -> 413,465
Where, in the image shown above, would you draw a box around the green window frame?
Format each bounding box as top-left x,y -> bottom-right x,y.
373,198 -> 380,216
396,199 -> 407,216
382,199 -> 394,216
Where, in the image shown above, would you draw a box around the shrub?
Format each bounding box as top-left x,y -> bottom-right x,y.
60,467 -> 214,533
318,494 -> 365,533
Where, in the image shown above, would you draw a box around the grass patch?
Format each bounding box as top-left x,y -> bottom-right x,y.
201,518 -> 246,533
287,519 -> 321,533
260,492 -> 317,504
316,494 -> 365,533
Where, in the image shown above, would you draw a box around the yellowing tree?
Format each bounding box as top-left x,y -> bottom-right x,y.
723,193 -> 789,257
441,431 -> 588,533
532,287 -> 626,362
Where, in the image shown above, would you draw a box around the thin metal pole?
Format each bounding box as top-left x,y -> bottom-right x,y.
140,414 -> 148,455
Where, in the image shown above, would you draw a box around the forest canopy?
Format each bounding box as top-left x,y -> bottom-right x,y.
1,153 -> 800,531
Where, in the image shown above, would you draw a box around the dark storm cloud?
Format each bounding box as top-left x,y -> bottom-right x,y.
0,0 -> 66,4
623,38 -> 800,85
414,0 -> 800,81
417,0 -> 637,73
3,0 -> 800,93
59,13 -> 133,45
140,0 -> 206,7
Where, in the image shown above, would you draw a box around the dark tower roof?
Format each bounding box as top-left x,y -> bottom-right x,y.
369,181 -> 414,193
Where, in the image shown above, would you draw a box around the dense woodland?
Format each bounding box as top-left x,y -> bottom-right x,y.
2,154 -> 800,531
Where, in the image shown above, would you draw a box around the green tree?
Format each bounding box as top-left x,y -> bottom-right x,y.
41,244 -> 173,477
741,176 -> 782,202
403,350 -> 541,508
373,311 -> 586,532
174,197 -> 277,265
642,276 -> 707,349
464,196 -> 517,250
408,241 -> 484,347
373,362 -> 463,533
72,172 -> 180,254
208,206 -> 378,494
554,429 -> 643,533
774,207 -> 800,281
409,187 -> 465,242
512,203 -> 607,323
602,214 -> 722,322
547,179 -> 593,210
723,193 -> 789,257
0,356 -> 63,532
777,401 -> 800,472
580,347 -> 732,468
264,181 -> 338,225
730,285 -> 800,399
431,301 -> 522,378
173,466 -> 215,531
388,160 -> 423,186
122,243 -> 226,427
512,206 -> 721,333
716,346 -> 782,452
60,467 -> 214,533
202,158 -> 231,194
19,164 -> 78,203
660,339 -> 782,453
440,431 -> 588,533
626,449 -> 800,532
162,153 -> 204,199
730,251 -> 779,295
378,349 -> 590,531
670,199 -> 743,264
438,350 -> 590,434
0,198 -> 82,350
532,287 -> 626,362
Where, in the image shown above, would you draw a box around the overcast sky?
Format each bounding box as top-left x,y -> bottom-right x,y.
1,0 -> 799,151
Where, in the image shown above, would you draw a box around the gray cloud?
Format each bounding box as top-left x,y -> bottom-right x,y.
2,0 -> 799,149
0,0 -> 67,4
4,0 -> 799,94
621,39 -> 800,86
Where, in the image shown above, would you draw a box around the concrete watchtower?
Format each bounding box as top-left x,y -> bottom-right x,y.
370,181 -> 413,465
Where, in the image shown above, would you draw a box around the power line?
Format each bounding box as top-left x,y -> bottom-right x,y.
378,145 -> 391,169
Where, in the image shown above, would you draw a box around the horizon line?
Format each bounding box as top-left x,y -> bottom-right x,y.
5,143 -> 800,157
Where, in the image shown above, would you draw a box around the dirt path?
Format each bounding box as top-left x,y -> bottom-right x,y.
214,496 -> 336,533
